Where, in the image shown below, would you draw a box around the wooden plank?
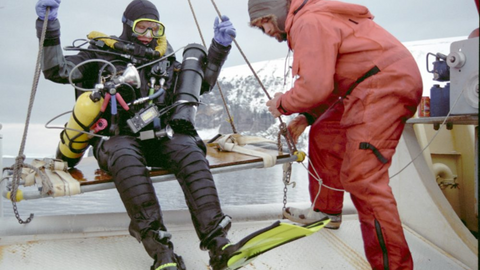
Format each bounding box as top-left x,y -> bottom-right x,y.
69,143 -> 290,186
406,115 -> 478,125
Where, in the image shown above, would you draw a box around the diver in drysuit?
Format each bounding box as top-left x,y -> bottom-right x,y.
35,0 -> 238,269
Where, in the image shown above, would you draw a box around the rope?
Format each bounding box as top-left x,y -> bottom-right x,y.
187,0 -> 207,46
207,0 -> 302,216
389,75 -> 472,180
8,9 -> 53,224
209,0 -> 297,154
299,80 -> 473,209
187,0 -> 237,134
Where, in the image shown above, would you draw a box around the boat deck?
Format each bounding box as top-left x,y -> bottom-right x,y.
0,203 -> 471,270
0,126 -> 478,269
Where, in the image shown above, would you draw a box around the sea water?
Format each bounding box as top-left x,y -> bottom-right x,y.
1,159 -> 310,217
1,123 -> 311,217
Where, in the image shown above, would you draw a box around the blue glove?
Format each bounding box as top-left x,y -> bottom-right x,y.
213,15 -> 236,47
35,0 -> 61,21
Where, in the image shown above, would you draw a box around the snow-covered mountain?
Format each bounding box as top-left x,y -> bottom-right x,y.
196,36 -> 467,150
1,37 -> 467,157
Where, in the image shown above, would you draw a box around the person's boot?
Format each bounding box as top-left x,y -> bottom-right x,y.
206,235 -> 239,270
199,216 -> 237,270
283,206 -> 342,229
142,230 -> 187,270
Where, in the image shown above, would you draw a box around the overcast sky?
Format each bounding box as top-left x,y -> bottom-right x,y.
0,0 -> 478,125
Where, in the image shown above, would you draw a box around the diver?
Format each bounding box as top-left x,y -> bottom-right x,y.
34,0 -> 239,269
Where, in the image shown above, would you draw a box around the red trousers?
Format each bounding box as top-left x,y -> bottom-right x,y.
307,59 -> 422,269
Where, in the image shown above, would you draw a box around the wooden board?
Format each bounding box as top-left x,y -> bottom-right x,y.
406,115 -> 478,125
69,143 -> 290,186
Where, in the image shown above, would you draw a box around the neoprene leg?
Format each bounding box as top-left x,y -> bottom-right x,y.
94,135 -> 187,269
142,230 -> 186,270
157,133 -> 229,245
95,135 -> 165,240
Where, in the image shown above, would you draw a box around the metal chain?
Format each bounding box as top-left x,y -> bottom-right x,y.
208,0 -> 300,213
278,121 -> 298,214
209,0 -> 301,147
277,128 -> 295,213
282,163 -> 292,211
11,156 -> 34,224
279,122 -> 298,155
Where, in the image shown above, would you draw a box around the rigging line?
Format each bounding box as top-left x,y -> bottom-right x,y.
187,0 -> 206,46
187,0 -> 237,134
389,81 -> 471,180
209,0 -> 298,153
299,155 -> 344,210
209,0 -> 270,101
298,82 -> 470,203
8,8 -> 55,224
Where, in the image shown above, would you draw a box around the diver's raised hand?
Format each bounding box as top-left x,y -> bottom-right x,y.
35,0 -> 61,21
213,15 -> 236,46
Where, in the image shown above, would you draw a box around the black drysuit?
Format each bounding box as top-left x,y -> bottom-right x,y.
36,9 -> 231,265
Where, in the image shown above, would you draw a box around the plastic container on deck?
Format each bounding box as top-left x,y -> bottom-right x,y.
430,83 -> 450,117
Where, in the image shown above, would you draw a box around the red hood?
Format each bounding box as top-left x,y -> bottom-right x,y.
286,0 -> 374,32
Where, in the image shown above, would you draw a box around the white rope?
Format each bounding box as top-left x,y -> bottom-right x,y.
24,159 -> 81,197
389,80 -> 470,180
213,134 -> 278,167
292,79 -> 472,212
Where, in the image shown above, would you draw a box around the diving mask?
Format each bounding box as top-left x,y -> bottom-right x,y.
123,17 -> 165,38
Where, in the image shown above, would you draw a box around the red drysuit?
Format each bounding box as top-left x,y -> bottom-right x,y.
278,0 -> 423,269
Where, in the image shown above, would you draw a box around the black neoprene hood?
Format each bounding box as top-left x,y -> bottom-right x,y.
120,0 -> 160,43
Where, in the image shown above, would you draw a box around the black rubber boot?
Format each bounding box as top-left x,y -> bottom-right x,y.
143,230 -> 187,270
198,216 -> 237,270
206,236 -> 238,270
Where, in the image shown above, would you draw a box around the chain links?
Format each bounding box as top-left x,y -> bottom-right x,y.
9,156 -> 34,224
277,124 -> 296,214
282,163 -> 293,211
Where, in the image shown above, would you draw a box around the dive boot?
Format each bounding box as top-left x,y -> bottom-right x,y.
208,239 -> 240,270
142,230 -> 187,270
151,253 -> 186,270
199,216 -> 236,270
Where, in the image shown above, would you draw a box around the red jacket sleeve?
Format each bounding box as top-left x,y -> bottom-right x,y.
277,13 -> 341,115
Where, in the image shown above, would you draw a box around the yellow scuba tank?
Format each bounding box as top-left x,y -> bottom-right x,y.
56,91 -> 104,167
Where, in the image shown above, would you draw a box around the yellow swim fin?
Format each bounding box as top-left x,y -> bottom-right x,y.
223,217 -> 330,270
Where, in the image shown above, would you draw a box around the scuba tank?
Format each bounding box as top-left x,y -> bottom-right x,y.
56,91 -> 104,167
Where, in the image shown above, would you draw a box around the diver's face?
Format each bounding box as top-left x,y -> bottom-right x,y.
135,21 -> 157,44
253,17 -> 286,42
